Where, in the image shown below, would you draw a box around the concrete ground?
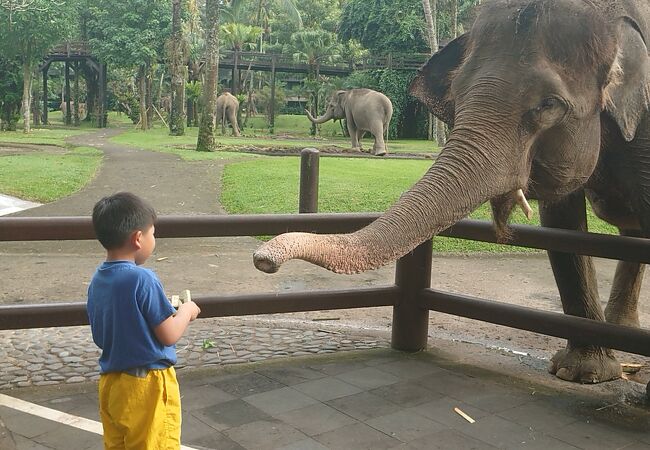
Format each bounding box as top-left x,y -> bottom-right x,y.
0,348 -> 649,450
0,194 -> 40,217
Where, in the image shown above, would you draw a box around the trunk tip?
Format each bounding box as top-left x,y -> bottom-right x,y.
253,250 -> 280,274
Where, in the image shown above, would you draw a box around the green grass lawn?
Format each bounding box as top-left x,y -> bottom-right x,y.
0,116 -> 105,203
0,127 -> 88,146
111,114 -> 438,159
221,156 -> 618,253
0,146 -> 102,202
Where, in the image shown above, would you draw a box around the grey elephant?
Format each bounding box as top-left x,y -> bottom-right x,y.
255,0 -> 650,385
215,92 -> 240,136
306,88 -> 393,156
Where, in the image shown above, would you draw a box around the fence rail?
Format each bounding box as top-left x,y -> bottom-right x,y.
3,214 -> 650,264
2,212 -> 650,358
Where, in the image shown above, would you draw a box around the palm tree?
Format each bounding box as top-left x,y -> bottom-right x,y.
221,23 -> 263,51
288,29 -> 340,135
221,22 -> 262,95
223,0 -> 302,50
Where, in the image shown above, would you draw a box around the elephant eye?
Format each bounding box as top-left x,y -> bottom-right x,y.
536,97 -> 560,112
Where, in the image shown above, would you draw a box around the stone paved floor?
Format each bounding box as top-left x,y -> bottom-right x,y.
0,349 -> 649,450
0,319 -> 389,390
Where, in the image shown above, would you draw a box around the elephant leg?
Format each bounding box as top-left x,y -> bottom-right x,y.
540,189 -> 621,383
228,109 -> 240,137
370,124 -> 387,156
345,115 -> 361,151
604,230 -> 644,328
355,130 -> 367,152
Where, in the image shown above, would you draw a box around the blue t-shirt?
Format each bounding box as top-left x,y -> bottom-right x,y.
87,261 -> 177,373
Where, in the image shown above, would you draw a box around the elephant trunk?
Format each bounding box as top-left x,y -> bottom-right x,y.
254,120 -> 518,274
305,108 -> 332,124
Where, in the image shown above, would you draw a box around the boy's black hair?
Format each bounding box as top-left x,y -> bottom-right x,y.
92,192 -> 157,250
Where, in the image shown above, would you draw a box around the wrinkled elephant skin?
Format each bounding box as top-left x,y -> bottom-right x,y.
255,0 -> 650,385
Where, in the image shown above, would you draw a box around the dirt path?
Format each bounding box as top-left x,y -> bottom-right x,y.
1,128 -> 648,388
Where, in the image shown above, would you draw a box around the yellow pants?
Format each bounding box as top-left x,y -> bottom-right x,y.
99,367 -> 181,450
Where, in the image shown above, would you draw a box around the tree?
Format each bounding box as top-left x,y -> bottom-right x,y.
182,0 -> 203,127
0,56 -> 22,131
339,0 -> 429,55
221,23 -> 263,51
195,0 -> 219,151
288,29 -> 340,135
86,0 -> 171,130
421,0 -> 446,146
169,0 -> 187,136
224,0 -> 302,49
0,0 -> 73,132
422,0 -> 437,52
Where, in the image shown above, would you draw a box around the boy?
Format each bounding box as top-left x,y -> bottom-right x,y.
87,192 -> 200,449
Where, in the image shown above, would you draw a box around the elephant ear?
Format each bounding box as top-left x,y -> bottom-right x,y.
604,18 -> 650,142
409,33 -> 469,127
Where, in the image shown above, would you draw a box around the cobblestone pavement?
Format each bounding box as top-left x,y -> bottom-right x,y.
0,319 -> 389,390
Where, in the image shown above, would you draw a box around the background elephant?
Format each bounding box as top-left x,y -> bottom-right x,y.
306,88 -> 393,156
255,0 -> 650,384
60,101 -> 86,121
215,92 -> 240,136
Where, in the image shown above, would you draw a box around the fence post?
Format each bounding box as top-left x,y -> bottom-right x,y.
391,239 -> 432,351
299,148 -> 319,213
269,55 -> 277,133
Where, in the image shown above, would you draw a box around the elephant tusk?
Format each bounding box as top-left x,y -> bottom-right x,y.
515,189 -> 533,220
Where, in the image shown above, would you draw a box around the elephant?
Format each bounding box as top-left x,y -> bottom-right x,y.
254,0 -> 650,385
215,92 -> 240,136
306,88 -> 393,156
60,101 -> 86,121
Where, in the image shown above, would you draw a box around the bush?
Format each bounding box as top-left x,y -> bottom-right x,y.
255,85 -> 286,126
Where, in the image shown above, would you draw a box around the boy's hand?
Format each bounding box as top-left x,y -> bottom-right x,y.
179,301 -> 201,321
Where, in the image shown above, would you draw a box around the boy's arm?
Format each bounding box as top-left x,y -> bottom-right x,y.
154,301 -> 201,346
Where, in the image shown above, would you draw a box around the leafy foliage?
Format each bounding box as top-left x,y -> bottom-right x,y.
255,84 -> 285,124
378,70 -> 418,139
221,22 -> 263,51
0,56 -> 22,130
287,29 -> 341,69
339,0 -> 429,55
0,0 -> 74,64
85,0 -> 171,68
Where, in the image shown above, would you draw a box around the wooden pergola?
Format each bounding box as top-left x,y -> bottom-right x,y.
41,42 -> 107,128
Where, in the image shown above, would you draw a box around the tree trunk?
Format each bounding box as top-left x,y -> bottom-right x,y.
309,64 -> 319,136
146,66 -> 154,128
22,61 -> 32,133
170,0 -> 186,135
451,0 -> 458,38
86,70 -> 97,124
139,65 -> 148,130
421,0 -> 436,51
32,74 -> 40,127
421,0 -> 446,146
65,61 -> 72,125
196,0 -> 220,151
73,63 -> 80,126
187,100 -> 195,127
